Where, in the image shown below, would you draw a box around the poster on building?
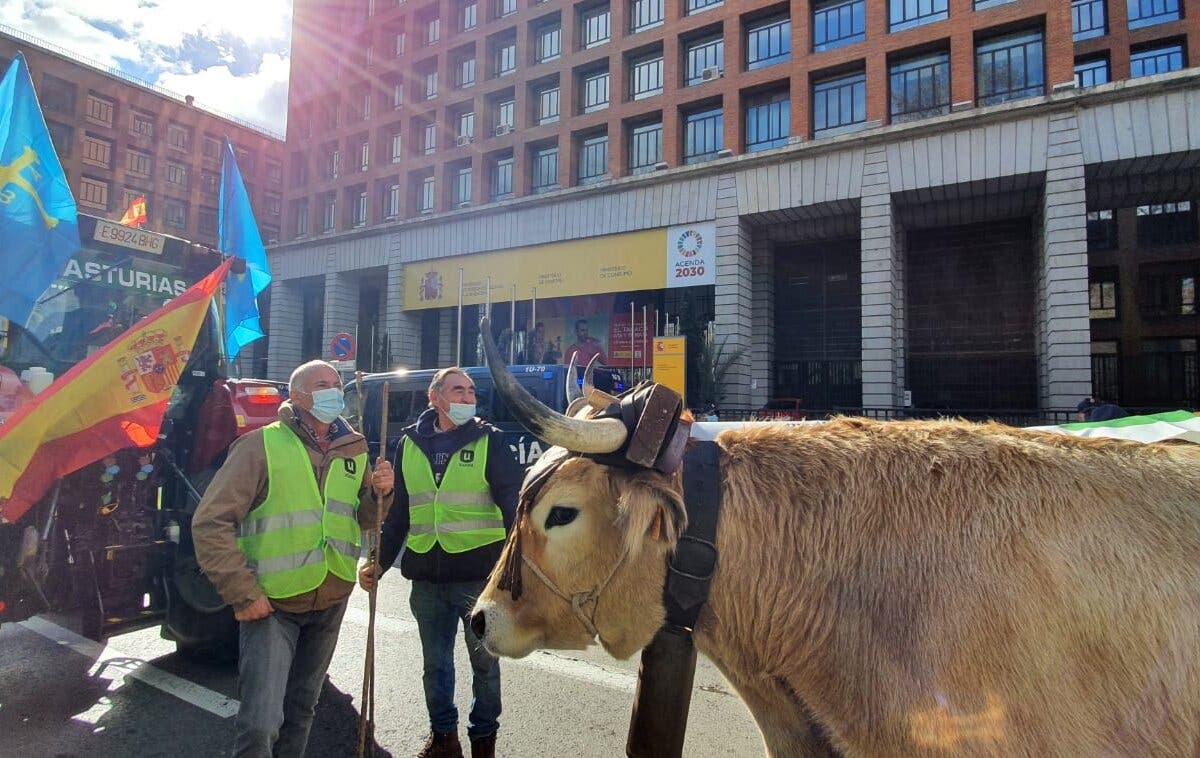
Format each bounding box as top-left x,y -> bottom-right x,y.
608,309 -> 657,368
665,222 -> 717,288
652,337 -> 687,404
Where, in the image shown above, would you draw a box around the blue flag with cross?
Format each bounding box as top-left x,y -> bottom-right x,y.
219,138 -> 272,361
0,53 -> 80,325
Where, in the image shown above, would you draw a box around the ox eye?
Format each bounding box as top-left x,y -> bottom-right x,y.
544,506 -> 578,529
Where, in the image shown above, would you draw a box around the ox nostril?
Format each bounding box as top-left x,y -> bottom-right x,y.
470,610 -> 487,638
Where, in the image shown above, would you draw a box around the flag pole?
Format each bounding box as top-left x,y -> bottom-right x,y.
455,268 -> 463,366
642,305 -> 648,379
509,284 -> 516,364
630,302 -> 635,379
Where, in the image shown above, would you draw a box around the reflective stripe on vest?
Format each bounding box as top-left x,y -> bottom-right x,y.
237,422 -> 368,598
401,435 -> 506,554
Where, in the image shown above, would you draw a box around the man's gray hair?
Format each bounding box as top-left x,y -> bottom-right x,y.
428,366 -> 470,395
290,359 -> 338,394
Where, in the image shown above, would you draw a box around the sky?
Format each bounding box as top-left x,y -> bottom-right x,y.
1,0 -> 292,135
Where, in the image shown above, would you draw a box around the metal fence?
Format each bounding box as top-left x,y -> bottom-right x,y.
697,407 -> 1084,427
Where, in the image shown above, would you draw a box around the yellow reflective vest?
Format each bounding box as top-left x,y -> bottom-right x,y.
401,436 -> 506,554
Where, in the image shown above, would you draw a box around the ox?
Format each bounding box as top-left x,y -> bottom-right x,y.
469,359 -> 1200,756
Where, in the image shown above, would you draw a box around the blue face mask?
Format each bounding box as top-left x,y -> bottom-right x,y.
447,403 -> 475,426
308,387 -> 345,423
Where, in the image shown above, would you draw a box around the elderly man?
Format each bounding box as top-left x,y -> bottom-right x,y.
193,359 -> 394,758
359,366 -> 522,758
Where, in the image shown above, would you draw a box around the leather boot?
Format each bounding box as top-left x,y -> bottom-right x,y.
417,730 -> 463,758
470,734 -> 496,758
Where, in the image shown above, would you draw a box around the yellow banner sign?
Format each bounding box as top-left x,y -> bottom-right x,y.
652,337 -> 687,405
404,228 -> 668,310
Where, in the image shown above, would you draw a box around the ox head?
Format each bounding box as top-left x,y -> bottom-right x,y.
470,319 -> 689,660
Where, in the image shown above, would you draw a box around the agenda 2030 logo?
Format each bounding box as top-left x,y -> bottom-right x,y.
675,229 -> 704,258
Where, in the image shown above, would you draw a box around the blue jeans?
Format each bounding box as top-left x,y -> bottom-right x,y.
409,579 -> 501,739
233,601 -> 347,758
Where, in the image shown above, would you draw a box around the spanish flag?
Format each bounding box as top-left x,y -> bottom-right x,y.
0,258 -> 233,524
119,196 -> 148,228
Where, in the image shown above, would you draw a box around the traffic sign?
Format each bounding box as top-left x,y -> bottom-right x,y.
330,332 -> 356,361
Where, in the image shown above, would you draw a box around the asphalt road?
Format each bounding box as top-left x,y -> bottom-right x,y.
0,572 -> 764,757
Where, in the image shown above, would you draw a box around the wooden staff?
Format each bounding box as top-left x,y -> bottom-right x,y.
357,376 -> 389,758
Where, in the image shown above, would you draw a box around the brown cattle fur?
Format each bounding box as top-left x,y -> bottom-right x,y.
474,417 -> 1200,757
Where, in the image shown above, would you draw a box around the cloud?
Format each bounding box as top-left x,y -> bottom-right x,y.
1,0 -> 291,133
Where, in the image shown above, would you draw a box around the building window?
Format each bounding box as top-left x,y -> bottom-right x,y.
390,80 -> 405,109
395,31 -> 408,56
973,0 -> 1014,9
420,176 -> 436,213
85,93 -> 114,127
425,16 -> 441,44
578,134 -> 609,183
684,35 -> 724,86
494,40 -> 517,76
631,52 -> 664,99
813,0 -> 865,52
423,122 -> 438,155
580,4 -> 611,48
391,132 -> 404,162
165,200 -> 188,230
1090,340 -> 1119,405
455,167 -> 473,205
1137,201 -> 1197,246
1139,338 -> 1198,407
82,134 -> 112,168
630,0 -> 664,32
266,159 -> 283,184
582,70 -> 610,112
1128,0 -> 1180,29
496,0 -> 517,17
1130,43 -> 1185,77
292,152 -> 309,185
495,98 -> 516,132
40,75 -> 76,114
688,0 -> 722,14
975,29 -> 1044,106
1089,269 -> 1119,320
537,85 -> 561,124
491,154 -> 515,199
385,182 -> 402,218
890,51 -> 951,122
461,0 -> 478,30
813,71 -> 867,137
294,200 -> 310,237
78,176 -> 109,210
129,110 -> 155,137
200,170 -> 219,195
322,193 -> 337,231
682,106 -> 723,164
746,15 -> 791,70
458,57 -> 477,88
745,89 -> 789,151
166,161 -> 189,188
425,69 -> 439,99
266,192 -> 282,217
199,207 -> 219,237
166,122 -> 192,151
359,140 -> 370,171
324,145 -> 340,179
531,145 -> 559,193
354,189 -> 369,226
456,111 -> 476,142
1075,56 -> 1110,88
888,0 -> 947,32
1087,209 -> 1118,250
1141,266 -> 1199,317
536,21 -> 562,63
45,121 -> 73,158
629,121 -> 663,173
1072,0 -> 1107,40
126,149 -> 152,177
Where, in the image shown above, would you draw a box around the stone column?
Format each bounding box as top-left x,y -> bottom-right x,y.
386,258 -> 423,368
321,271 -> 360,363
266,279 -> 303,381
712,173 -> 753,409
860,146 -> 904,409
1039,111 -> 1092,410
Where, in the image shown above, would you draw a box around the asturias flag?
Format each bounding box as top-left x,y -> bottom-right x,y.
0,53 -> 80,325
219,138 -> 272,361
0,258 -> 234,524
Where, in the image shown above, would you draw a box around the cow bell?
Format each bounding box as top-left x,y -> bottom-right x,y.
626,625 -> 698,758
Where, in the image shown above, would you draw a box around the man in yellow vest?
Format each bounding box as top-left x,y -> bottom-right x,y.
359,367 -> 521,758
194,359 -> 394,758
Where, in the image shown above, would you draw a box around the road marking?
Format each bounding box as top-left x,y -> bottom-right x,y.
343,607 -> 637,693
18,616 -> 240,719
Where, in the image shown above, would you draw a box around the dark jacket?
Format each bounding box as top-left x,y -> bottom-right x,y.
379,407 -> 523,583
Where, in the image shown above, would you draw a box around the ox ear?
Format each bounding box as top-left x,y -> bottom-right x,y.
613,472 -> 687,556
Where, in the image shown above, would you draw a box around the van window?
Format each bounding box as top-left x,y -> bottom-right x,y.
388,389 -> 419,425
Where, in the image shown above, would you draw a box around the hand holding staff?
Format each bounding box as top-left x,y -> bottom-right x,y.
358,373 -> 389,758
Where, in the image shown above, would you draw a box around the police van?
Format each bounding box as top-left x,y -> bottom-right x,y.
345,364 -> 627,468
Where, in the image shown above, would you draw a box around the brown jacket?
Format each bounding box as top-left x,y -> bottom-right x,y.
192,402 -> 392,614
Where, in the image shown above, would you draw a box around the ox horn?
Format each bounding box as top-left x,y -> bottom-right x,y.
564,352 -> 583,405
481,317 -> 628,454
583,356 -> 620,410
